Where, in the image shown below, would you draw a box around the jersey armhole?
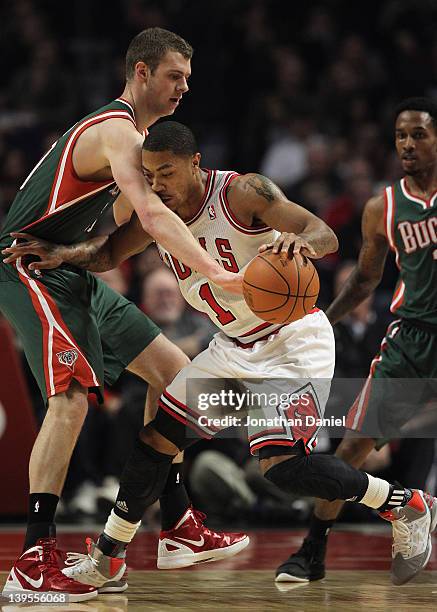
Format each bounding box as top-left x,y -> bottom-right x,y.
220,173 -> 272,235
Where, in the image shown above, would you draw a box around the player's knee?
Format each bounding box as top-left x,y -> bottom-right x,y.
47,380 -> 88,425
138,423 -> 180,456
150,406 -> 200,452
262,454 -> 303,494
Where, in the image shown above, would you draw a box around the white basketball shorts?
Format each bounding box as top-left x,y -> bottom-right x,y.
158,310 -> 335,455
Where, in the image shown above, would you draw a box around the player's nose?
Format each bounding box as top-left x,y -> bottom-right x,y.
177,78 -> 189,94
404,135 -> 415,150
151,178 -> 164,192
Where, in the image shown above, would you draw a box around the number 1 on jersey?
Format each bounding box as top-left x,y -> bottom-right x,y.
199,283 -> 236,325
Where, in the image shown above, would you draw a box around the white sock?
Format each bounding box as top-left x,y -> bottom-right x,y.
104,509 -> 141,543
359,474 -> 391,509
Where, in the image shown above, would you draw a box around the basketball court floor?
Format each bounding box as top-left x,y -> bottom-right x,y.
0,526 -> 435,610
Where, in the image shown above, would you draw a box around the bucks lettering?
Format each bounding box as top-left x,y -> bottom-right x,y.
398,218 -> 437,254
385,179 -> 437,324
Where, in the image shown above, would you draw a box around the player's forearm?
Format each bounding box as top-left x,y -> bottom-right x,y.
139,204 -> 223,280
325,268 -> 380,324
59,236 -> 115,272
299,222 -> 338,259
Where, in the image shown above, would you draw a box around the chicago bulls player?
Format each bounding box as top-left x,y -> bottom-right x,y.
6,120 -> 435,590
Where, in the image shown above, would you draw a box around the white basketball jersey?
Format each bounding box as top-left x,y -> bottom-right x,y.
157,169 -> 282,344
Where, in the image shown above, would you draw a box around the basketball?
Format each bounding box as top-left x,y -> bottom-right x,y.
243,251 -> 319,324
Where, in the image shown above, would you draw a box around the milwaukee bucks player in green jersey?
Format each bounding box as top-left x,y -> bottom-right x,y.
0,28 -> 243,601
276,97 -> 437,586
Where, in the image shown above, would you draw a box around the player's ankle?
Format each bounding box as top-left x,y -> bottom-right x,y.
97,532 -> 128,558
378,485 -> 412,513
307,515 -> 335,541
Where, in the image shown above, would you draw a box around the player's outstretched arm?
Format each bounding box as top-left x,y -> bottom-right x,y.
325,194 -> 389,325
227,173 -> 338,260
101,120 -> 242,294
3,212 -> 154,272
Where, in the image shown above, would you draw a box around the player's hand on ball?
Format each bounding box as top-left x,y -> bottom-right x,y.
2,232 -> 66,270
259,232 -> 317,261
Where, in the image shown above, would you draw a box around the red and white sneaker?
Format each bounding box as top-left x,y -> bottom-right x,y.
157,507 -> 250,569
1,538 -> 97,602
380,489 -> 437,585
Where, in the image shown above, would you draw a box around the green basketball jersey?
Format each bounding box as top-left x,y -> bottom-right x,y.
0,98 -> 136,249
385,178 -> 437,325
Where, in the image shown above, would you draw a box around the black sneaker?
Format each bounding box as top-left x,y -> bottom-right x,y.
275,538 -> 327,582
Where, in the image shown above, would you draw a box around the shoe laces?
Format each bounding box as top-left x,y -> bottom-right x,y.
64,551 -> 88,567
192,508 -> 217,537
40,539 -> 59,569
64,540 -> 100,576
193,509 -> 207,523
392,516 -> 412,557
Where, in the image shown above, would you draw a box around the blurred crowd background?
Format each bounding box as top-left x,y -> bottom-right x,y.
1,0 -> 436,528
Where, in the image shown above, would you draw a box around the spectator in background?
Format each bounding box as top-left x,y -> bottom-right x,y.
325,158 -> 375,261
331,261 -> 391,378
141,267 -> 216,359
288,138 -> 342,215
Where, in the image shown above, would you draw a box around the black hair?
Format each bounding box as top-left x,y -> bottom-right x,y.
143,121 -> 198,156
395,97 -> 437,129
126,27 -> 193,79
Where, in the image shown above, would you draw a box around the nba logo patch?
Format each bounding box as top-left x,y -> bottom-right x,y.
208,204 -> 216,220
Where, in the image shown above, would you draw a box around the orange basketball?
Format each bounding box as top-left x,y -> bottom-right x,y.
243,251 -> 319,324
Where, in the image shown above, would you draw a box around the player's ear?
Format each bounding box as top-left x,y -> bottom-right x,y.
192,153 -> 201,168
135,61 -> 150,84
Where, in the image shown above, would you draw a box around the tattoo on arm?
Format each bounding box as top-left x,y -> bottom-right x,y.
64,236 -> 113,272
246,174 -> 280,202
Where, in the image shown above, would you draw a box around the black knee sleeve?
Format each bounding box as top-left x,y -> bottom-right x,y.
114,438 -> 174,522
152,406 -> 203,451
264,452 -> 368,502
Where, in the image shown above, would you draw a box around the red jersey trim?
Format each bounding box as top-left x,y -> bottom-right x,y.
186,170 -> 216,226
219,173 -> 272,235
400,177 -> 437,209
47,110 -> 135,215
21,183 -> 115,232
115,98 -> 136,116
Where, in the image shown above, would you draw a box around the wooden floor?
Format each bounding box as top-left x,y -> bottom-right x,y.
1,528 -> 436,610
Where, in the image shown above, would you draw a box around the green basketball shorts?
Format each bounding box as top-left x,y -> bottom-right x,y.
0,261 -> 160,403
346,318 -> 437,443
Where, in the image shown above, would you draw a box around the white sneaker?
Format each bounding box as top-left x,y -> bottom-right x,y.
61,538 -> 127,593
380,489 -> 437,585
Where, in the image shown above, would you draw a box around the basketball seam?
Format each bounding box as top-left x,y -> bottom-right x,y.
281,256 -> 300,323
303,266 -> 316,315
243,280 -> 290,297
257,255 -> 291,293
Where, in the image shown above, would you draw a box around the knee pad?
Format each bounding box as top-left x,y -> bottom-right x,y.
115,437 -> 174,523
151,406 -> 203,451
264,452 -> 368,502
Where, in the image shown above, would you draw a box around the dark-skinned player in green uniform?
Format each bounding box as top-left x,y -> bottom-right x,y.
275,97 -> 437,586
